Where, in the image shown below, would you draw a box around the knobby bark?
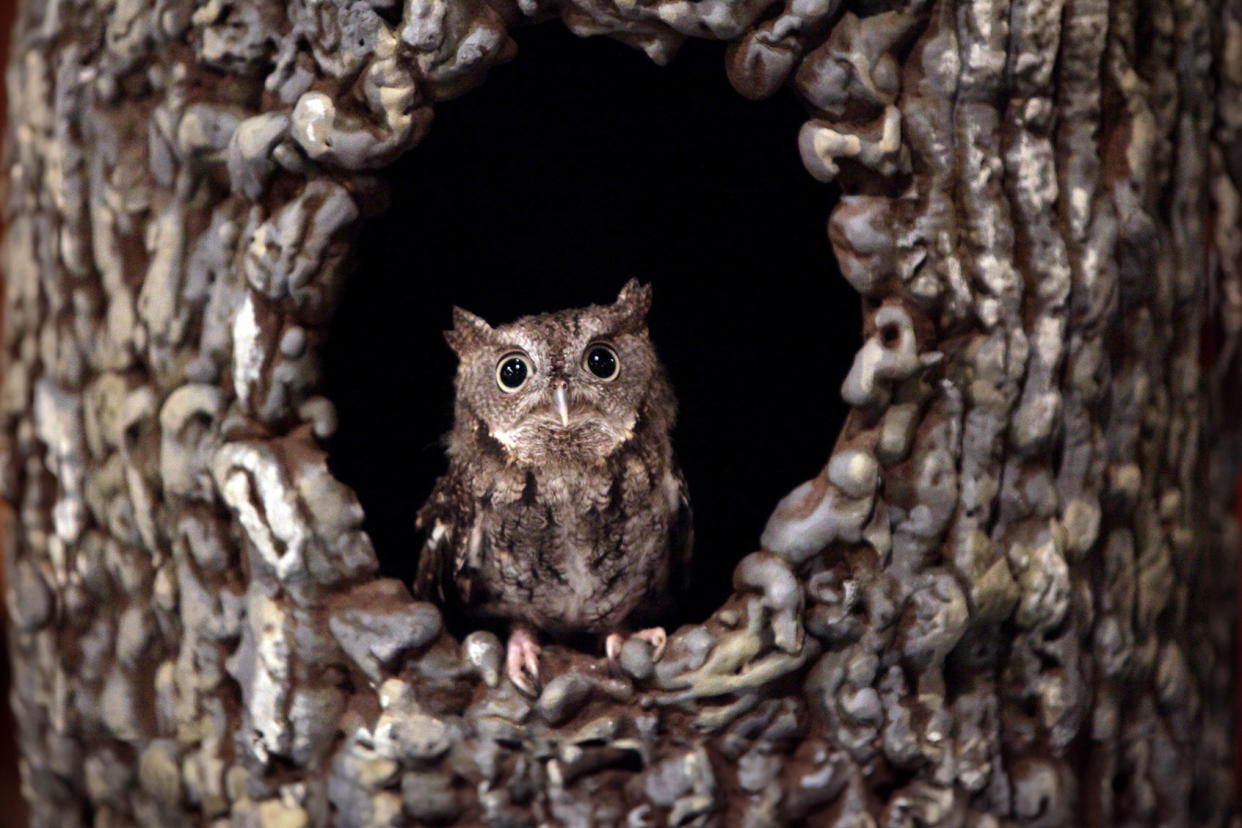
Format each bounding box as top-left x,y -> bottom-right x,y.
2,0 -> 1239,825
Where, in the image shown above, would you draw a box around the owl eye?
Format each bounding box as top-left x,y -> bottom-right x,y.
496,353 -> 531,392
584,344 -> 620,381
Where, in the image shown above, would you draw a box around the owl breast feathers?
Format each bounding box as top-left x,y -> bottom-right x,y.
414,280 -> 692,635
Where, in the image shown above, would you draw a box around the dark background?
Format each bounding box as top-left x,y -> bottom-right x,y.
323,23 -> 856,625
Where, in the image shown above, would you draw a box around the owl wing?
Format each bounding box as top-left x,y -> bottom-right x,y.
667,467 -> 694,594
413,475 -> 480,606
632,467 -> 693,628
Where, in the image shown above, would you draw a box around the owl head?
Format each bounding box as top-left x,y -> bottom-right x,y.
444,280 -> 673,465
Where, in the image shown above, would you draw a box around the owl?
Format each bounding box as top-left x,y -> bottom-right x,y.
414,280 -> 692,694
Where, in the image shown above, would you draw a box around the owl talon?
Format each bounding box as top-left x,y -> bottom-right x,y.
605,627 -> 668,670
507,624 -> 542,696
605,633 -> 625,664
635,627 -> 667,661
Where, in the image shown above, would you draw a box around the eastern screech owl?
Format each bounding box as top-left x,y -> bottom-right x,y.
414,280 -> 692,693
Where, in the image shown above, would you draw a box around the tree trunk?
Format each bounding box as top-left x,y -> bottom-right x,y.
2,0 -> 1238,825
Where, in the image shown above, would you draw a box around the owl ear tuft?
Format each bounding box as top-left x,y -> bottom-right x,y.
445,306 -> 493,356
612,279 -> 653,330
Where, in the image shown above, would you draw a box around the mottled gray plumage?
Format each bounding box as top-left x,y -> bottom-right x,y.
415,281 -> 692,638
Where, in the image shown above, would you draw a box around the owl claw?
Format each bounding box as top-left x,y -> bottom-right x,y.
635,627 -> 667,661
605,627 -> 668,669
507,624 -> 542,696
605,633 -> 625,663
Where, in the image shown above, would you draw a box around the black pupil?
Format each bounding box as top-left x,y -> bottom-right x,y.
499,358 -> 527,388
588,348 -> 616,378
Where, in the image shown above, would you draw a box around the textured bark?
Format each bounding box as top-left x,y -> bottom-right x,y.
2,0 -> 1239,825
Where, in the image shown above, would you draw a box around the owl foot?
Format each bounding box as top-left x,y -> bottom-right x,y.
605,627 -> 668,665
506,623 -> 542,696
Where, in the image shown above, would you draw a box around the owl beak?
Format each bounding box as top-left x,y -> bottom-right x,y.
554,386 -> 571,428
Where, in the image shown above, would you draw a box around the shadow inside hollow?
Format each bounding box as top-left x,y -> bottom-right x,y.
323,23 -> 856,627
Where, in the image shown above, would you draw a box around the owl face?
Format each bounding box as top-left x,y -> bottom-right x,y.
445,280 -> 664,464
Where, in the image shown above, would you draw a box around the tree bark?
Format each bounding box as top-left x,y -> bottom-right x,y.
2,0 -> 1239,825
